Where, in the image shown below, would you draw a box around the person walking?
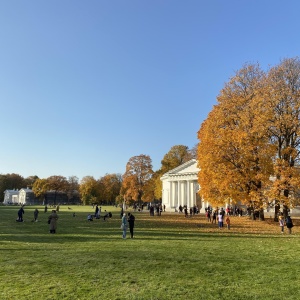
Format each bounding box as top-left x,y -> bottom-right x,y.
127,213 -> 135,238
218,212 -> 223,229
17,206 -> 25,222
121,213 -> 128,239
285,215 -> 294,234
279,215 -> 284,234
33,208 -> 39,222
226,216 -> 231,230
212,210 -> 217,224
95,205 -> 99,219
48,210 -> 59,234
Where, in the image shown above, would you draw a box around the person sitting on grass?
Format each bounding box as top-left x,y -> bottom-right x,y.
87,214 -> 93,221
103,211 -> 112,221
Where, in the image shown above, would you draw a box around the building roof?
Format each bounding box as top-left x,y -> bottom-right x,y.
160,159 -> 199,180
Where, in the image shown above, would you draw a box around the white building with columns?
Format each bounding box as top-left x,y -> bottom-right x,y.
161,159 -> 203,212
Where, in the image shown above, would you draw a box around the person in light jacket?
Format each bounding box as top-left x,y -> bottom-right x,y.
279,215 -> 284,234
48,210 -> 59,234
121,213 -> 128,239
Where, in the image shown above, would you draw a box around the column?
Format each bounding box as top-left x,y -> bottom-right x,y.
181,181 -> 186,207
177,181 -> 181,209
186,180 -> 190,208
190,181 -> 195,207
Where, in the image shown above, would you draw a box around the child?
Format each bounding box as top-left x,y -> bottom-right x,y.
279,216 -> 284,233
226,216 -> 230,230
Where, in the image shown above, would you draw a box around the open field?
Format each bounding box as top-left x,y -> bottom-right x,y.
0,205 -> 299,300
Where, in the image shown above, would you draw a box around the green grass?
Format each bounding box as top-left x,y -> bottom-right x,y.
0,205 -> 299,300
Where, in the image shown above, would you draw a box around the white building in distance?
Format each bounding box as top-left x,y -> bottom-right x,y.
3,190 -> 20,204
161,159 -> 203,212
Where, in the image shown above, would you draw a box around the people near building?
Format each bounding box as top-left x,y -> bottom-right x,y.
149,205 -> 155,216
220,208 -> 225,218
285,215 -> 294,234
184,206 -> 188,217
279,215 -> 284,234
48,210 -> 59,234
127,212 -> 135,238
206,210 -> 211,222
34,208 -> 39,222
212,210 -> 217,224
121,213 -> 128,239
179,205 -> 183,213
218,212 -> 223,229
226,207 -> 230,216
226,216 -> 230,230
193,205 -> 198,215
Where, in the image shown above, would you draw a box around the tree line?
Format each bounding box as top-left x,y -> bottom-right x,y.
197,57 -> 300,220
0,145 -> 196,205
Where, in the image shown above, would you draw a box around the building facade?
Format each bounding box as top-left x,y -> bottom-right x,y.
161,159 -> 202,212
3,190 -> 20,204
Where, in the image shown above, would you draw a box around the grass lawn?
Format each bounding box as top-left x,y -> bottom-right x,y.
0,205 -> 299,300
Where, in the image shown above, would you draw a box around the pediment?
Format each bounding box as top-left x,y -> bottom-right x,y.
161,159 -> 199,180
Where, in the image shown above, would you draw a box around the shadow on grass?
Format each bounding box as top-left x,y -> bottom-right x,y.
0,228 -> 290,247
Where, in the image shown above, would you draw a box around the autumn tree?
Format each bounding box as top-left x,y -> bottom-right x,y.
121,155 -> 153,204
98,173 -> 122,204
79,176 -> 99,205
24,175 -> 39,189
198,64 -> 274,219
32,178 -> 49,203
46,175 -> 69,205
161,145 -> 194,173
198,58 -> 300,220
263,58 -> 300,219
66,176 -> 80,204
152,145 -> 196,201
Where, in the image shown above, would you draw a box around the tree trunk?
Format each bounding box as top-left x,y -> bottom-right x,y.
259,208 -> 265,221
274,201 -> 280,222
283,205 -> 289,219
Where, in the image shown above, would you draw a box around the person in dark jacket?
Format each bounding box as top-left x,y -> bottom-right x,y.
286,215 -> 294,234
17,206 -> 25,222
127,213 -> 135,238
33,208 -> 39,222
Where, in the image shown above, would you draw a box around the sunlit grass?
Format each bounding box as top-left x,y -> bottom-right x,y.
0,205 -> 299,300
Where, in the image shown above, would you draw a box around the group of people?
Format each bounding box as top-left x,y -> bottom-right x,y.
16,205 -> 59,234
121,212 -> 135,239
279,215 -> 294,234
14,205 -> 296,236
178,205 -> 199,216
204,208 -> 231,230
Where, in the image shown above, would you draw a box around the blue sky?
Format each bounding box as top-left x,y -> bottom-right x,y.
1,0 -> 300,180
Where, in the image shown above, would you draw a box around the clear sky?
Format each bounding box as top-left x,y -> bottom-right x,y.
1,0 -> 300,180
